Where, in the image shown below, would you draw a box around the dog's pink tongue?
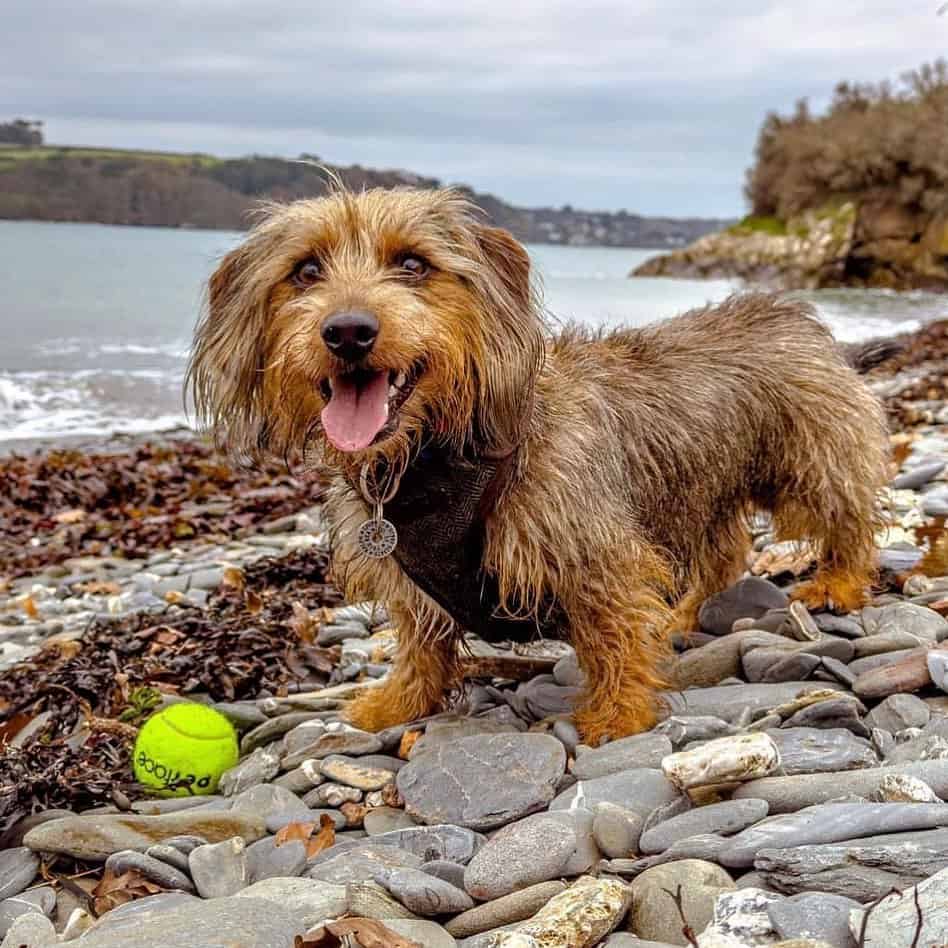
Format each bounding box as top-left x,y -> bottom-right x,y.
321,371 -> 389,452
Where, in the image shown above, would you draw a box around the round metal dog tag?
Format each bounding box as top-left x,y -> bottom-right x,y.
357,517 -> 398,558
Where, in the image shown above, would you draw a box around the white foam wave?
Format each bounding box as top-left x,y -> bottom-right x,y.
98,341 -> 190,358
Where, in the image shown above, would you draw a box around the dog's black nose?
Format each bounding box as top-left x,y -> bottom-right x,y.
321,310 -> 379,362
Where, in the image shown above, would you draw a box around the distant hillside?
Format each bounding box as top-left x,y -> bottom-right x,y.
0,142 -> 729,248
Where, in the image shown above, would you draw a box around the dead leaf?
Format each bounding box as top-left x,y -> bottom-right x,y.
92,868 -> 162,916
222,566 -> 246,593
289,601 -> 316,644
153,627 -> 185,646
306,814 -> 336,858
54,508 -> 87,524
164,590 -> 186,605
21,595 -> 38,619
398,730 -> 421,759
245,589 -> 263,615
297,919 -> 421,948
275,820 -> 316,848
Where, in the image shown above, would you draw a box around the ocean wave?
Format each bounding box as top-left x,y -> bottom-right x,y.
98,341 -> 191,358
0,370 -> 188,444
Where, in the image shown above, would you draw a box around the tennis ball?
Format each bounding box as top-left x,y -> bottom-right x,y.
133,703 -> 239,797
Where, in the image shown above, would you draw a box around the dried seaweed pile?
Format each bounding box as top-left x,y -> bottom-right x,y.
873,318 -> 948,427
0,548 -> 343,837
0,437 -> 324,578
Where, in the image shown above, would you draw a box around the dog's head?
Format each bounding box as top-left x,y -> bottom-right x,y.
188,187 -> 544,470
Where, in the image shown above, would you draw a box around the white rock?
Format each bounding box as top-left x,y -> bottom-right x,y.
849,864 -> 948,947
875,773 -> 943,803
662,734 -> 780,790
697,887 -> 783,947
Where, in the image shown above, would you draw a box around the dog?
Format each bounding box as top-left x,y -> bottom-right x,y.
188,186 -> 889,744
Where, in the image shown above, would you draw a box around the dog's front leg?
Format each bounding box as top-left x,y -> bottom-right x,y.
565,558 -> 674,745
346,603 -> 461,732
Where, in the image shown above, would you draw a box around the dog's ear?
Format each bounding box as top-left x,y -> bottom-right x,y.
187,241 -> 270,459
475,226 -> 533,314
471,225 -> 545,456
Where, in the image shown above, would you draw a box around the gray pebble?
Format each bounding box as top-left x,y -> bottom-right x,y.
106,850 -> 194,891
188,837 -> 248,897
0,848 -> 39,902
245,836 -> 307,883
639,799 -> 769,854
374,866 -> 474,915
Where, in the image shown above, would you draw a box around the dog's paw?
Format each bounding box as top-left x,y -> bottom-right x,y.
790,572 -> 869,614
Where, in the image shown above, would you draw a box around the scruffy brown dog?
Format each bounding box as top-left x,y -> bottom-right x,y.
189,186 -> 889,743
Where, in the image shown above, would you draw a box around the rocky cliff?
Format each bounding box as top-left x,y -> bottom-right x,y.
633,198 -> 948,291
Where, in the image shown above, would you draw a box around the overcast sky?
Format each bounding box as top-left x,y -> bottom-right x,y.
2,0 -> 946,216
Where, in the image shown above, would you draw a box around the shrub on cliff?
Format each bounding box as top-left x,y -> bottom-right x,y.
745,60 -> 948,220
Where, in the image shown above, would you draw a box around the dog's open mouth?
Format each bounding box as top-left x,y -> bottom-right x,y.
319,364 -> 422,452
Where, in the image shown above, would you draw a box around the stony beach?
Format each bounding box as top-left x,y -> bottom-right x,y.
0,321 -> 946,948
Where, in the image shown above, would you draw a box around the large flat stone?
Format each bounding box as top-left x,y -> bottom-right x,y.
758,827 -> 948,902
733,760 -> 948,813
549,769 -> 680,821
720,802 -> 948,868
22,811 -> 265,862
73,896 -> 300,947
397,734 -> 565,831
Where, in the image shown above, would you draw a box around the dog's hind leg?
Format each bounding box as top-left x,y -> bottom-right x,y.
670,515 -> 752,633
346,602 -> 461,732
567,543 -> 675,743
776,496 -> 878,613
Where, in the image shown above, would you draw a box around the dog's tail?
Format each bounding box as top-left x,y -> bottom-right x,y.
841,337 -> 904,374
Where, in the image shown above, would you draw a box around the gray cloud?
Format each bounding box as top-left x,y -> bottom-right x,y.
1,0 -> 945,214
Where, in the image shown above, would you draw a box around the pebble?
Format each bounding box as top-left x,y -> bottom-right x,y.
663,683 -> 843,723
374,866 -> 474,915
849,864 -> 948,947
0,887 -> 56,940
144,843 -> 192,874
628,860 -> 735,945
698,578 -> 789,635
188,837 -> 248,897
572,733 -> 673,779
364,806 -> 417,835
663,733 -> 780,789
244,835 -> 307,882
305,782 -> 363,807
768,892 -> 862,946
239,711 -> 326,755
235,878 -> 348,929
929,649 -> 948,691
592,803 -> 644,859
639,799 -> 769,854
0,913 -> 56,948
445,881 -> 567,938
548,807 -> 600,875
864,693 -> 931,733
21,810 -> 265,861
697,887 -> 784,946
229,784 -> 311,822
314,824 -> 482,865
319,755 -> 396,790
421,860 -> 468,889
766,727 -> 878,775
307,844 -> 422,884
381,919 -> 457,947
719,802 -> 948,867
397,733 -> 566,830
494,875 -> 632,948
876,772 -> 942,802
104,850 -> 195,891
550,768 -> 680,821
756,827 -> 948,901
463,813 -> 576,900
71,896 -> 300,948
892,458 -> 946,489
0,848 -> 39,901
733,759 -> 948,812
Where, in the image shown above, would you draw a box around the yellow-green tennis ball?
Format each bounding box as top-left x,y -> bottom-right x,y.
133,704 -> 239,797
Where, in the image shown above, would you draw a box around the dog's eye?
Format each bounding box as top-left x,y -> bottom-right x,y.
398,255 -> 430,279
291,258 -> 322,287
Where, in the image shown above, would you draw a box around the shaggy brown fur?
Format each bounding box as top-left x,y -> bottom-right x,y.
189,186 -> 889,743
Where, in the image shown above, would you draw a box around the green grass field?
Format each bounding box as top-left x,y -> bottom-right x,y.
0,144 -> 222,167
